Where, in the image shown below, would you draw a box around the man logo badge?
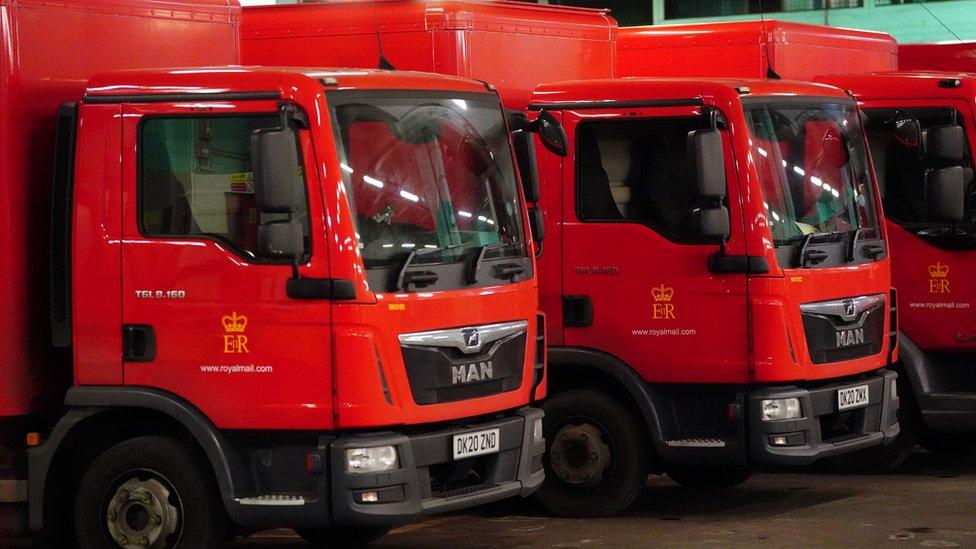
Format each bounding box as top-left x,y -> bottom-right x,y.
453,361 -> 494,385
461,328 -> 481,350
836,327 -> 866,348
844,299 -> 856,318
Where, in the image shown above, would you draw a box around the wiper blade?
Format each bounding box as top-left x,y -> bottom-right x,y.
795,231 -> 834,268
465,241 -> 516,284
393,245 -> 460,291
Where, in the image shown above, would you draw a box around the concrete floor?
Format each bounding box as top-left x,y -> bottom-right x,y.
233,450 -> 976,548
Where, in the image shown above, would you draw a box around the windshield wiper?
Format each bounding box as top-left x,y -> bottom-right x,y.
393,245 -> 460,291
795,231 -> 835,268
465,241 -> 522,284
847,228 -> 885,261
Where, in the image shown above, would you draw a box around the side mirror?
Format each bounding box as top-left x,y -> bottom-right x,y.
927,166 -> 965,222
258,220 -> 304,260
252,127 -> 304,214
692,206 -> 731,241
890,116 -> 922,152
687,129 -> 727,201
923,124 -> 965,164
512,129 -> 541,202
531,111 -> 568,157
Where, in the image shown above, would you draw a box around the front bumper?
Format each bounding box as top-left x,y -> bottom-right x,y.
330,407 -> 544,526
749,369 -> 900,466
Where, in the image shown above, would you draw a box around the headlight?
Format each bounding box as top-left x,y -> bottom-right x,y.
531,417 -> 544,445
345,446 -> 398,473
761,398 -> 801,421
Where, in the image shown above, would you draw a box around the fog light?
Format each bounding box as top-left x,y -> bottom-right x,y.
345,446 -> 398,473
359,491 -> 379,503
532,417 -> 544,445
771,435 -> 788,446
761,398 -> 801,421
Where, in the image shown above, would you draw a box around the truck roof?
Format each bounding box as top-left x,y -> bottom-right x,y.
529,77 -> 852,110
243,0 -> 615,38
0,0 -> 241,19
816,71 -> 976,101
84,66 -> 493,102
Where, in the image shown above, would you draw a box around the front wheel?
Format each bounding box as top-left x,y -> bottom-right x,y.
664,465 -> 752,489
533,389 -> 650,517
919,435 -> 976,455
74,436 -> 226,549
296,526 -> 390,547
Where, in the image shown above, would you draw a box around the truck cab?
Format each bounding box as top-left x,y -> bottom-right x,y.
29,66 -> 546,546
528,77 -> 899,516
816,71 -> 976,462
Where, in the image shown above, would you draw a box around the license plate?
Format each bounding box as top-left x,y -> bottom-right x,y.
837,384 -> 870,411
452,428 -> 500,460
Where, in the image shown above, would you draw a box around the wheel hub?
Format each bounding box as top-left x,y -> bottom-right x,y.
548,422 -> 611,487
105,476 -> 180,548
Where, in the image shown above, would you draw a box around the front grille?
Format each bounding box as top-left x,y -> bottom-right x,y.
401,330 -> 527,405
800,295 -> 886,365
819,409 -> 865,444
428,455 -> 496,498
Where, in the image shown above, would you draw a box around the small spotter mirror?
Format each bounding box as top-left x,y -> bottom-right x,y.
531,111 -> 568,157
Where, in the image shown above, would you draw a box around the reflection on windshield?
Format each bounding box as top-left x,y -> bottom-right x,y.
747,102 -> 880,247
329,92 -> 525,270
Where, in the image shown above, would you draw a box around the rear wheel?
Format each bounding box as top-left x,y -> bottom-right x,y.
74,436 -> 225,549
296,526 -> 390,547
828,379 -> 920,473
533,389 -> 650,517
664,465 -> 752,489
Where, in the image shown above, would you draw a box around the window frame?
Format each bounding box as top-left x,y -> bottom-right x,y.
136,111 -> 314,265
572,114 -> 729,245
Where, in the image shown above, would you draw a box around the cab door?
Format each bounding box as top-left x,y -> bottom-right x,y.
119,100 -> 334,430
559,105 -> 750,384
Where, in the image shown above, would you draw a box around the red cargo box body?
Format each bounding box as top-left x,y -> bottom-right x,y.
0,0 -> 240,418
618,20 -> 896,81
900,42 -> 976,73
241,0 -> 616,109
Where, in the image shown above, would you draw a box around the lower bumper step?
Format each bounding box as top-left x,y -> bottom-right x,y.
665,438 -> 727,448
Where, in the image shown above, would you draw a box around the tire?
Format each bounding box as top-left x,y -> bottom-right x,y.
296,526 -> 390,547
74,436 -> 225,549
919,435 -> 976,455
664,465 -> 752,489
533,389 -> 650,518
827,378 -> 920,473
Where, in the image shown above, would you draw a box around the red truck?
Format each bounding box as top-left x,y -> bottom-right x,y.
246,3 -> 900,517
619,20 -> 971,472
814,71 -> 976,468
899,42 -> 976,73
1,1 -> 551,546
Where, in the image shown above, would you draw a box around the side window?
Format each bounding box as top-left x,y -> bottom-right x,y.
139,116 -> 310,259
576,117 -> 711,240
865,107 -> 976,227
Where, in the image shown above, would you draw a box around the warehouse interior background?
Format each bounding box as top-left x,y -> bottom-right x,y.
237,0 -> 976,43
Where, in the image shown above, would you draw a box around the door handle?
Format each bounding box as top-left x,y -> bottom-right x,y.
123,324 -> 156,362
563,295 -> 593,327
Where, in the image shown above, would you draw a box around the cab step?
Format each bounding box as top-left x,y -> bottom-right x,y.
664,438 -> 727,448
235,494 -> 307,506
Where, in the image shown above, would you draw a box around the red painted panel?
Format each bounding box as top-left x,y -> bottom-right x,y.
0,0 -> 240,418
241,0 -> 616,109
900,42 -> 976,73
618,20 -> 896,81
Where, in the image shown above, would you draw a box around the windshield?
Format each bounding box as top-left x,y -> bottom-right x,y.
329,91 -> 526,273
746,101 -> 880,248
